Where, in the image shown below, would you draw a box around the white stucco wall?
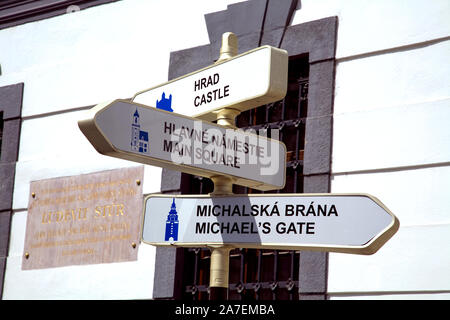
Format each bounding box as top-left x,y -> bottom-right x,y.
292,0 -> 450,59
1,0 -> 243,300
294,0 -> 450,299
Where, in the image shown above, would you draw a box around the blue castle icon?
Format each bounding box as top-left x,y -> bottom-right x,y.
131,108 -> 149,153
156,92 -> 173,112
165,198 -> 179,241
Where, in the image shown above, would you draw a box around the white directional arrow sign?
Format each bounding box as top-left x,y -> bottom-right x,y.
132,45 -> 288,121
141,194 -> 400,255
78,100 -> 286,190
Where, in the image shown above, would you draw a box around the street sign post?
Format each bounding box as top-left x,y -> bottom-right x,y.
141,193 -> 399,255
78,36 -> 288,300
78,32 -> 399,300
132,45 -> 288,122
78,99 -> 286,191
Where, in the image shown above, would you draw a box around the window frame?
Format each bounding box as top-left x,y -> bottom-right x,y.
0,82 -> 24,299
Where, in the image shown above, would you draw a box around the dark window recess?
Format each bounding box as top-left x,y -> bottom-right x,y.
180,55 -> 309,300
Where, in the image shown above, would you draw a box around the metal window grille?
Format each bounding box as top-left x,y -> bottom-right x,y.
180,55 -> 309,300
0,112 -> 3,159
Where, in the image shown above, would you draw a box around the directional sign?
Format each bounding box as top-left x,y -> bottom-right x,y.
141,194 -> 400,255
132,46 -> 288,121
78,100 -> 286,191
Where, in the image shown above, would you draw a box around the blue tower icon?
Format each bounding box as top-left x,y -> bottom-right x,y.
131,109 -> 140,151
130,108 -> 149,153
165,198 -> 179,241
156,92 -> 173,112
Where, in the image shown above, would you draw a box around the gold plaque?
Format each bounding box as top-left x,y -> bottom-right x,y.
22,166 -> 144,270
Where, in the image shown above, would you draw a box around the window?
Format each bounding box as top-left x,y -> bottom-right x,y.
179,55 -> 309,300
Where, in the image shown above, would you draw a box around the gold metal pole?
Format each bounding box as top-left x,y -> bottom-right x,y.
208,245 -> 232,300
208,32 -> 240,301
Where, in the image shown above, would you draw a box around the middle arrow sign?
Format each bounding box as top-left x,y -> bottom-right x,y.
78,100 -> 286,191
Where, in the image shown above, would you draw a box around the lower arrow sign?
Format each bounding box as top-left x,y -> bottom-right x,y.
141,193 -> 400,255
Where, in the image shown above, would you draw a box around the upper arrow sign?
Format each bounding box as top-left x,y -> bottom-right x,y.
132,45 -> 288,121
78,100 -> 286,191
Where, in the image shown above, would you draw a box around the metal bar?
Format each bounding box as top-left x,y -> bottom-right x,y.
240,117 -> 306,131
290,250 -> 295,300
256,250 -> 262,300
239,249 -> 245,300
272,250 -> 278,300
